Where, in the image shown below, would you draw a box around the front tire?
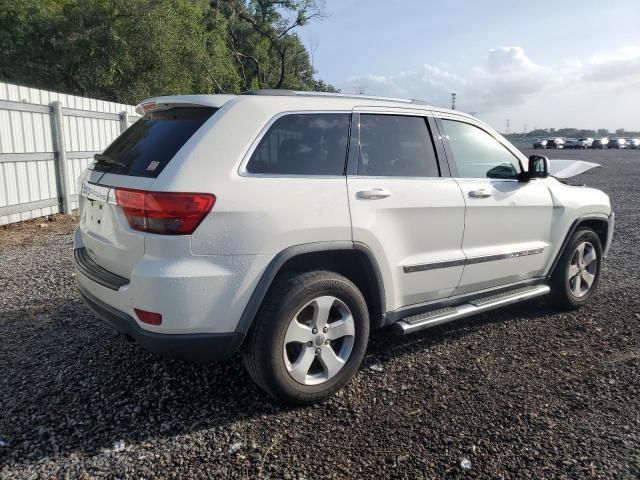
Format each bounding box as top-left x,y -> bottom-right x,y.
242,271 -> 370,404
550,229 -> 603,309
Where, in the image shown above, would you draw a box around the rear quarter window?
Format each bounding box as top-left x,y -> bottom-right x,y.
246,113 -> 350,175
93,107 -> 217,178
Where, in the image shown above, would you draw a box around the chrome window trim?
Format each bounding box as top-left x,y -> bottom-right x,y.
403,247 -> 545,273
348,175 -> 454,181
237,110 -> 353,178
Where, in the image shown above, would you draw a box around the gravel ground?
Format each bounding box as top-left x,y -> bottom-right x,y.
1,149 -> 639,479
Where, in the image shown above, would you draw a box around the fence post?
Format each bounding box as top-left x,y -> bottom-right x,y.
50,101 -> 72,215
119,111 -> 129,133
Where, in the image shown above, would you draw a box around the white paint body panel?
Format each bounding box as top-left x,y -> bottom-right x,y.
454,178 -> 554,294
347,177 -> 466,309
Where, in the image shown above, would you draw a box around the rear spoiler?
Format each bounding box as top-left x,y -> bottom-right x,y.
135,94 -> 237,116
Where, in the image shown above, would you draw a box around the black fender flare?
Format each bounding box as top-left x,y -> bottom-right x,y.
234,241 -> 386,338
547,214 -> 611,278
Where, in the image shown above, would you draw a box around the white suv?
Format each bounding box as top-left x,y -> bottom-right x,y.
74,90 -> 614,404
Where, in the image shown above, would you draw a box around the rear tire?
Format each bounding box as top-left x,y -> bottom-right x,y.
242,270 -> 369,404
550,228 -> 603,309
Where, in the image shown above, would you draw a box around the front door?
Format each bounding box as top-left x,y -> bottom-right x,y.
347,111 -> 467,311
437,117 -> 554,295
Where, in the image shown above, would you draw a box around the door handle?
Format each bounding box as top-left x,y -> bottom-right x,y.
356,188 -> 392,200
468,189 -> 493,198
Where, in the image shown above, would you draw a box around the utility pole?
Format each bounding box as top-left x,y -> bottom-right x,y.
450,93 -> 456,110
505,119 -> 511,135
523,124 -> 527,134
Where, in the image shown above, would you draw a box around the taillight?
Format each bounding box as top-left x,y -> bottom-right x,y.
115,188 -> 215,235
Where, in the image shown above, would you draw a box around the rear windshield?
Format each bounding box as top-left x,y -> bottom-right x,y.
93,107 -> 217,177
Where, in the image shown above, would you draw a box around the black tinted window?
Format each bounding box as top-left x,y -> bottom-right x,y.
247,114 -> 350,175
94,107 -> 216,178
358,115 -> 439,177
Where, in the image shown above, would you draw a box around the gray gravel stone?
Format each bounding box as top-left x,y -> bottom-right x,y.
1,149 -> 639,479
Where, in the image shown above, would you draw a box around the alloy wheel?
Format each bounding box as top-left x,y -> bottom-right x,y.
283,296 -> 355,385
567,241 -> 598,298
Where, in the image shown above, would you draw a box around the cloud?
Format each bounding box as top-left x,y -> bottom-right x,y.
344,46 -> 640,113
582,46 -> 640,87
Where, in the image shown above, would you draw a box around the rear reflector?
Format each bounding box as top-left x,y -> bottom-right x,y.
135,308 -> 163,326
115,188 -> 215,235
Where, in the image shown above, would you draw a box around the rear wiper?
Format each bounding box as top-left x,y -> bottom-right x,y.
93,153 -> 127,167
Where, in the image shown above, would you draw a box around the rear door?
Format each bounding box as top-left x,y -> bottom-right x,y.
347,110 -> 466,311
437,116 -> 554,295
78,106 -> 218,278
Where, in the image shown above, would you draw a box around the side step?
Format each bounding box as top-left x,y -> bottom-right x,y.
392,284 -> 550,335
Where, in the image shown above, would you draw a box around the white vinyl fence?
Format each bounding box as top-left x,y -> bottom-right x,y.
0,82 -> 138,225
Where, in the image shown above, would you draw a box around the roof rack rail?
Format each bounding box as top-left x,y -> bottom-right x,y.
242,89 -> 429,106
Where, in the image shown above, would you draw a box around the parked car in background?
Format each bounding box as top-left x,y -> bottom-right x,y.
73,90 -> 614,404
580,137 -> 594,148
564,138 -> 592,149
592,138 -> 609,149
608,138 -> 627,149
533,138 -> 548,149
546,137 -> 565,149
625,138 -> 640,149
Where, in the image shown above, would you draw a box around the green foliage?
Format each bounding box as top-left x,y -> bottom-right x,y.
211,0 -> 335,92
0,0 -> 335,104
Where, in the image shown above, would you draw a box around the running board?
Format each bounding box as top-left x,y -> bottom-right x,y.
392,285 -> 550,335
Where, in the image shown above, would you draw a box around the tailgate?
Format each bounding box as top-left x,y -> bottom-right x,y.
77,104 -> 220,279
77,173 -> 151,279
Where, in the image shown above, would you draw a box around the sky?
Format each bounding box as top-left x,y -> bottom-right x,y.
301,0 -> 640,132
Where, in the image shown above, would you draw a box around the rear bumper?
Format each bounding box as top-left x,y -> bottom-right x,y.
73,227 -> 271,335
79,285 -> 242,362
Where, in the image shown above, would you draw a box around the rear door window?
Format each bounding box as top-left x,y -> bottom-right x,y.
93,107 -> 217,178
357,115 -> 440,177
246,113 -> 350,175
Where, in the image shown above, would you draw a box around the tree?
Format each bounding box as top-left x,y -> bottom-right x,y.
210,0 -> 333,91
0,0 -> 335,103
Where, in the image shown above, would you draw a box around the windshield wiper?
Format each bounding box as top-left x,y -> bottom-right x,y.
93,153 -> 127,167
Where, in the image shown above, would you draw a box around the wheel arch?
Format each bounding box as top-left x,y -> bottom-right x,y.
548,215 -> 610,278
236,242 -> 387,340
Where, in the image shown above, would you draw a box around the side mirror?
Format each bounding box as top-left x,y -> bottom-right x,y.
525,155 -> 550,180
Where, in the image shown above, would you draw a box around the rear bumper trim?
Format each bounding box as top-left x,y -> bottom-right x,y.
78,285 -> 242,363
74,247 -> 129,291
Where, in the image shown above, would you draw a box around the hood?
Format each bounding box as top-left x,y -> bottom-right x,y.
549,159 -> 601,179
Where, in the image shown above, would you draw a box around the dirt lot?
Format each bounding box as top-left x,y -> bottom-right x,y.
1,149 -> 639,479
